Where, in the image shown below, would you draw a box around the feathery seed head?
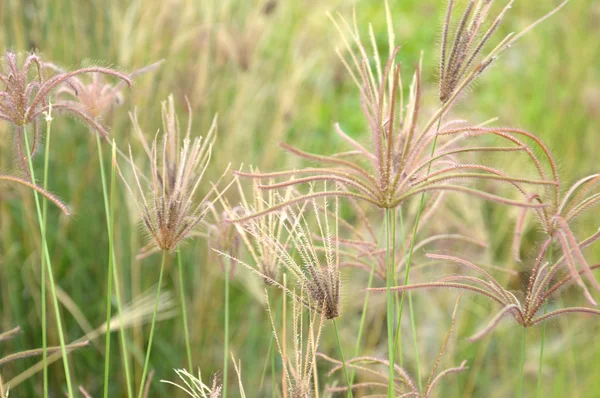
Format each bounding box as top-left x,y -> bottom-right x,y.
162,369 -> 223,398
206,206 -> 242,276
49,60 -> 162,121
373,246 -> 600,341
439,0 -> 570,104
234,7 -> 554,218
0,52 -> 132,171
227,170 -> 300,284
266,289 -> 323,398
228,186 -> 342,319
121,94 -> 225,256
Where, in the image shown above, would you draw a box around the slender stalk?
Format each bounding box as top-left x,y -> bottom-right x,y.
102,180 -> 114,398
41,111 -> 53,398
177,250 -> 193,372
385,208 -> 395,398
395,210 -> 405,367
519,327 -> 527,397
333,319 -> 353,398
138,251 -> 167,398
223,259 -> 230,398
282,274 -> 288,398
97,136 -> 134,397
349,258 -> 376,385
271,343 -> 276,398
260,295 -> 281,391
395,117 -> 444,388
23,125 -> 74,397
537,240 -> 553,397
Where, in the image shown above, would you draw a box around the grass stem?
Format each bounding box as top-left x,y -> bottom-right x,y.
23,124 -> 74,397
41,111 -> 52,398
223,259 -> 230,397
385,208 -> 395,398
349,257 -> 376,385
177,250 -> 193,372
394,117 -> 443,389
97,136 -> 134,397
333,319 -> 353,398
138,251 -> 167,398
519,327 -> 527,397
537,240 -> 553,397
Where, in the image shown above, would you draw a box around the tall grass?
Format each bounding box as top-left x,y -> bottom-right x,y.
1,1 -> 599,397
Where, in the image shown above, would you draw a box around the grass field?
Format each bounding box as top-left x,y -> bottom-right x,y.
1,1 -> 600,397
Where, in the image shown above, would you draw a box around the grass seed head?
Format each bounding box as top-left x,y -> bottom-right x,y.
0,52 -> 132,171
121,94 -> 224,255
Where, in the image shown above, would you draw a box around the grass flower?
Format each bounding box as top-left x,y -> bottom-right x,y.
438,0 -> 569,104
233,6 -> 557,219
226,187 -> 342,320
371,247 -> 600,341
121,95 -> 226,256
514,173 -> 600,304
219,169 -> 299,284
162,369 -> 223,398
119,95 -> 228,397
47,60 -> 162,120
161,357 -> 247,398
0,326 -> 89,369
334,197 -> 487,281
0,52 -> 132,171
0,174 -> 69,215
266,288 -> 324,398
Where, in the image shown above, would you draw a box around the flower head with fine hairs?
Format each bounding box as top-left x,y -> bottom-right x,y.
120,95 -> 228,257
233,5 -> 562,220
0,52 -> 132,171
371,244 -> 600,341
224,185 -> 342,320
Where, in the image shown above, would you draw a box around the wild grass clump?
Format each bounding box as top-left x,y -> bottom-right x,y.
2,1 -> 599,398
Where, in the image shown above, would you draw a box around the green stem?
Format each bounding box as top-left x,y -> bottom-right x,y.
260,295 -> 281,391
271,342 -> 276,398
23,125 -> 74,397
395,210 -> 405,367
41,114 -> 52,398
519,327 -> 527,397
223,260 -> 230,398
333,319 -> 353,398
97,136 -> 133,397
177,250 -> 193,372
40,114 -> 55,398
408,292 -> 422,390
102,197 -> 113,398
100,136 -> 116,398
385,208 -> 395,398
537,240 -> 553,397
349,258 -> 376,386
394,117 -> 444,389
138,251 -> 167,398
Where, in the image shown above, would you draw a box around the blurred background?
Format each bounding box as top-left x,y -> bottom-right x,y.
1,0 -> 599,396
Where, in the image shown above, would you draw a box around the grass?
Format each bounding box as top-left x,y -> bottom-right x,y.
1,0 -> 599,397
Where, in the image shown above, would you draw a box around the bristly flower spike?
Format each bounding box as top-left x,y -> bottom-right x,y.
119,95 -> 229,256
221,184 -> 342,320
513,173 -> 600,305
233,5 -> 558,220
370,246 -> 600,340
0,52 -> 132,171
47,60 -> 163,121
0,174 -> 70,215
439,0 -> 570,104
